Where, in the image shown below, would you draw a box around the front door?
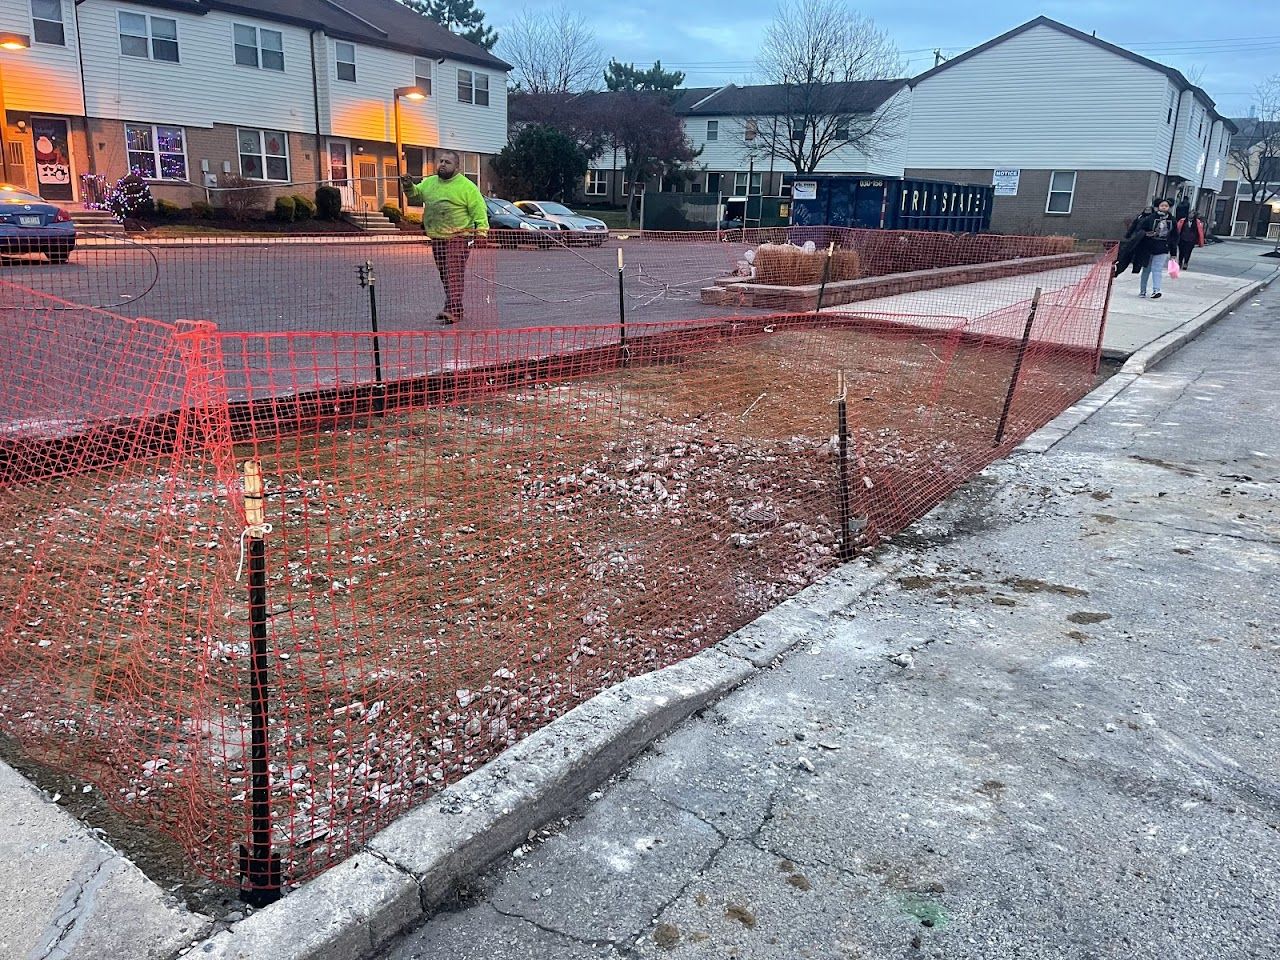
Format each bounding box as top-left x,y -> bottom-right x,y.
356,157 -> 378,208
327,139 -> 355,209
31,117 -> 74,202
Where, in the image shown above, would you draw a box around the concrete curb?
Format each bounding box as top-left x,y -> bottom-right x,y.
180,559 -> 901,960
1018,271 -> 1276,455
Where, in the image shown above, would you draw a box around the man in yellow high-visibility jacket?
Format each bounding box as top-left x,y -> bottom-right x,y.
401,150 -> 488,324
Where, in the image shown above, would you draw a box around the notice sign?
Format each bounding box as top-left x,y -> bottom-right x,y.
792,181 -> 818,200
993,169 -> 1020,196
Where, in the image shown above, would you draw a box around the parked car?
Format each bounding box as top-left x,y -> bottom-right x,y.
0,185 -> 76,263
484,197 -> 560,247
514,201 -> 608,246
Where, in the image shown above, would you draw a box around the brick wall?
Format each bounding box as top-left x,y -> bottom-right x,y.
908,167 -> 1161,241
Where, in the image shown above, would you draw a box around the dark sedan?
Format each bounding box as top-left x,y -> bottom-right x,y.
484,197 -> 561,247
0,185 -> 76,263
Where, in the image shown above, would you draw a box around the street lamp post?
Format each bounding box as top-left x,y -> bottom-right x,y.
0,33 -> 32,185
393,85 -> 427,209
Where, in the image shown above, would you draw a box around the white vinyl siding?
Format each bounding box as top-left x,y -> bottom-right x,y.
79,3 -> 316,131
32,0 -> 66,46
0,0 -> 82,113
1046,170 -> 1076,213
680,88 -> 910,178
907,24 -> 1166,170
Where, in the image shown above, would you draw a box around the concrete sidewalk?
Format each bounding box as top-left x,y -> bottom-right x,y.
0,250 -> 1273,960
381,262 -> 1280,959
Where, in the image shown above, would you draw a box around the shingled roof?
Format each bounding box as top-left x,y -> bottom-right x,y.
136,0 -> 511,71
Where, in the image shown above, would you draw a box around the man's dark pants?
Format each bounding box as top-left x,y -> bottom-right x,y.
431,236 -> 471,317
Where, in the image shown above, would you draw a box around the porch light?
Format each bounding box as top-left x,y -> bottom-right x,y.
0,34 -> 30,51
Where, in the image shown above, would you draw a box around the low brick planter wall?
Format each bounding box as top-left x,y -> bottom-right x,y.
700,253 -> 1098,311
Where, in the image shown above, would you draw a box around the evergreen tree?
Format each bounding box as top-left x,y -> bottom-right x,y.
603,59 -> 685,92
400,0 -> 498,51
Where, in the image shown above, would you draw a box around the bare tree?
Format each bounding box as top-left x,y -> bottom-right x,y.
500,6 -> 603,94
749,0 -> 905,173
1228,75 -> 1280,238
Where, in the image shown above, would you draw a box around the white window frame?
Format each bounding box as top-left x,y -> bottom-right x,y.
125,123 -> 188,181
118,11 -> 178,62
734,171 -> 762,195
744,119 -> 758,142
238,128 -> 291,183
457,68 -> 490,107
234,23 -> 284,71
414,57 -> 433,96
706,120 -> 718,142
462,152 -> 481,181
1045,170 -> 1076,215
335,41 -> 356,82
31,0 -> 66,46
585,170 -> 607,196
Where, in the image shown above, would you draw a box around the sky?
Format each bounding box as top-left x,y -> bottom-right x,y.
477,0 -> 1278,117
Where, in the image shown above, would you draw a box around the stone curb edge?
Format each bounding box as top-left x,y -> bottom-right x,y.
176,560 -> 904,960
1017,272 -> 1276,455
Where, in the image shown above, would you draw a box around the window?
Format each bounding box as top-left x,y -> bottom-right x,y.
234,24 -> 284,71
733,172 -> 762,195
744,119 -> 758,142
706,120 -> 718,142
585,170 -> 607,196
1167,89 -> 1175,124
238,128 -> 290,181
335,41 -> 356,82
119,12 -> 178,62
462,152 -> 481,181
1046,170 -> 1076,214
125,124 -> 187,180
687,175 -> 702,193
414,57 -> 433,96
32,0 -> 65,46
458,69 -> 490,106
834,121 -> 850,141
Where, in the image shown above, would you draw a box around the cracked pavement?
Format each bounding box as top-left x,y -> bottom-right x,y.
381,284 -> 1279,959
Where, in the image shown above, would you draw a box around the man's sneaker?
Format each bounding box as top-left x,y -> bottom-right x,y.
436,311 -> 456,325
1150,292 -> 1162,300
1139,292 -> 1147,298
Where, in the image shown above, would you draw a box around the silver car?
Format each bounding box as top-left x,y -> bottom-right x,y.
514,201 -> 608,247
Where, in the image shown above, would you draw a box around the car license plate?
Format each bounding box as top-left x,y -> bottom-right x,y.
18,215 -> 41,227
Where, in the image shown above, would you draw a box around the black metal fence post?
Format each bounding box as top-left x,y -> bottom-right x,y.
239,460 -> 282,907
993,286 -> 1042,447
836,371 -> 855,562
815,241 -> 835,313
617,247 -> 628,364
358,260 -> 385,413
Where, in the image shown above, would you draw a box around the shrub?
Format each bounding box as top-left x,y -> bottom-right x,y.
154,198 -> 183,219
274,195 -> 297,222
751,244 -> 860,286
190,200 -> 214,219
381,203 -> 403,223
106,174 -> 154,223
315,185 -> 343,220
402,210 -> 423,227
292,194 -> 316,221
218,174 -> 268,221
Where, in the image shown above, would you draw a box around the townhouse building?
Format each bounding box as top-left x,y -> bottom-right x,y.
905,17 -> 1234,239
580,17 -> 1235,240
0,0 -> 510,209
582,81 -> 909,207
1218,118 -> 1280,238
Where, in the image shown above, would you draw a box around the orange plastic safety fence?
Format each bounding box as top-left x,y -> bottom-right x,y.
0,236 -> 1115,891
